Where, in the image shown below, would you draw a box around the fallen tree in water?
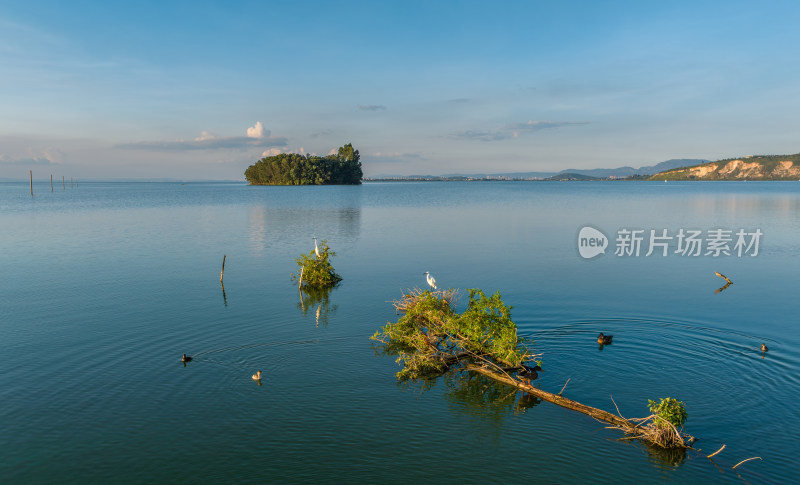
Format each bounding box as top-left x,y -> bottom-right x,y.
372,288 -> 694,449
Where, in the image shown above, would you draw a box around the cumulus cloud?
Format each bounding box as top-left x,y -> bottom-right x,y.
117,121 -> 287,151
0,147 -> 65,166
261,148 -> 284,157
0,155 -> 58,166
358,104 -> 387,111
452,120 -> 589,141
246,121 -> 266,138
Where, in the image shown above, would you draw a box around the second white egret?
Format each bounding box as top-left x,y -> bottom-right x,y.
313,237 -> 321,259
424,271 -> 437,290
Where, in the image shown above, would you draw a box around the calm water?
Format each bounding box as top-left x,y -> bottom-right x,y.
1,181 -> 798,483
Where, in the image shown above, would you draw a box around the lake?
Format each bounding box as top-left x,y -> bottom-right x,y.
1,180 -> 798,483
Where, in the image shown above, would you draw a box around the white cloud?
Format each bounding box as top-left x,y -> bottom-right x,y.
261,148 -> 283,157
194,131 -> 217,141
0,146 -> 65,166
118,122 -> 287,151
247,121 -> 267,138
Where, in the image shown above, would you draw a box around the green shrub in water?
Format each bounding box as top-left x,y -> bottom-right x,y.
648,397 -> 688,429
292,239 -> 342,287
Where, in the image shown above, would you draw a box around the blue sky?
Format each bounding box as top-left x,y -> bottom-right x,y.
1,1 -> 799,180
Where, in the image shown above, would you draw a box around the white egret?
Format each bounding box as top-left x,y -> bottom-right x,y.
424,271 -> 437,290
313,237 -> 321,259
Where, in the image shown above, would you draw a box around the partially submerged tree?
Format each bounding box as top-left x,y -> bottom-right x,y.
373,288 -> 697,450
371,288 -> 539,381
292,239 -> 342,288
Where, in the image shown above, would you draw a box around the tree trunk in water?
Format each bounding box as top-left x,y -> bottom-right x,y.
466,365 -> 638,432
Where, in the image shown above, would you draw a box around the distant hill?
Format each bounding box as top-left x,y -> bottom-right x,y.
376,158 -> 709,180
546,172 -> 600,181
557,159 -> 709,178
650,154 -> 800,180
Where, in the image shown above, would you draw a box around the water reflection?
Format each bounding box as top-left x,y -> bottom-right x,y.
620,440 -> 687,468
714,281 -> 732,294
297,285 -> 338,326
399,371 -> 543,423
247,206 -> 361,255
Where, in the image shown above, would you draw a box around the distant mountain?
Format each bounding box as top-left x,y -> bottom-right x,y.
638,159 -> 709,174
651,154 -> 800,180
556,166 -> 637,178
371,158 -> 710,180
556,159 -> 709,178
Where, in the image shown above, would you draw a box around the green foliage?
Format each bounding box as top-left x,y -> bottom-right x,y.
292,239 -> 342,288
648,397 -> 689,429
371,289 -> 536,381
245,143 -> 363,185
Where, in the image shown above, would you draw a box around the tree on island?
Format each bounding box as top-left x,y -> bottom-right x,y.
244,143 -> 363,185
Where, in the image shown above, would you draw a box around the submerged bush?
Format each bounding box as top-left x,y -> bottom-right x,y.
292,239 -> 342,287
648,397 -> 689,429
371,288 -> 538,381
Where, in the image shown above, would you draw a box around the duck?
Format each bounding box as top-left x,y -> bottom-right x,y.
181,354 -> 193,362
761,343 -> 769,352
597,333 -> 613,345
518,364 -> 543,385
252,371 -> 262,381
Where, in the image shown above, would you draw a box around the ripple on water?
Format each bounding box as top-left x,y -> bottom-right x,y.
518,315 -> 797,481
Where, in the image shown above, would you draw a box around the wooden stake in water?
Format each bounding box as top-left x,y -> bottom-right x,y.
50,174 -> 53,192
30,170 -> 33,196
62,175 -> 65,190
220,254 -> 226,284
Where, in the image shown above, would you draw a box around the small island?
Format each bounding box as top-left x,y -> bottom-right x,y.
245,143 -> 363,185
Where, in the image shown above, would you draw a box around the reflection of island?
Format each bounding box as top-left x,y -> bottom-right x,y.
247,206 -> 361,256
298,285 -> 338,326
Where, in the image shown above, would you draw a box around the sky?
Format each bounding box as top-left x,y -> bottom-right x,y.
1,0 -> 800,180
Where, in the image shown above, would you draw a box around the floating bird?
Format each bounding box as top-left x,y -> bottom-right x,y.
181,354 -> 193,363
424,271 -> 437,290
252,371 -> 262,381
518,364 -> 542,385
761,343 -> 769,352
313,237 -> 321,259
597,333 -> 613,345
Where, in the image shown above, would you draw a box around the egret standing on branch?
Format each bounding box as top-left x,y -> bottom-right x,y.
313,237 -> 321,259
424,271 -> 437,290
